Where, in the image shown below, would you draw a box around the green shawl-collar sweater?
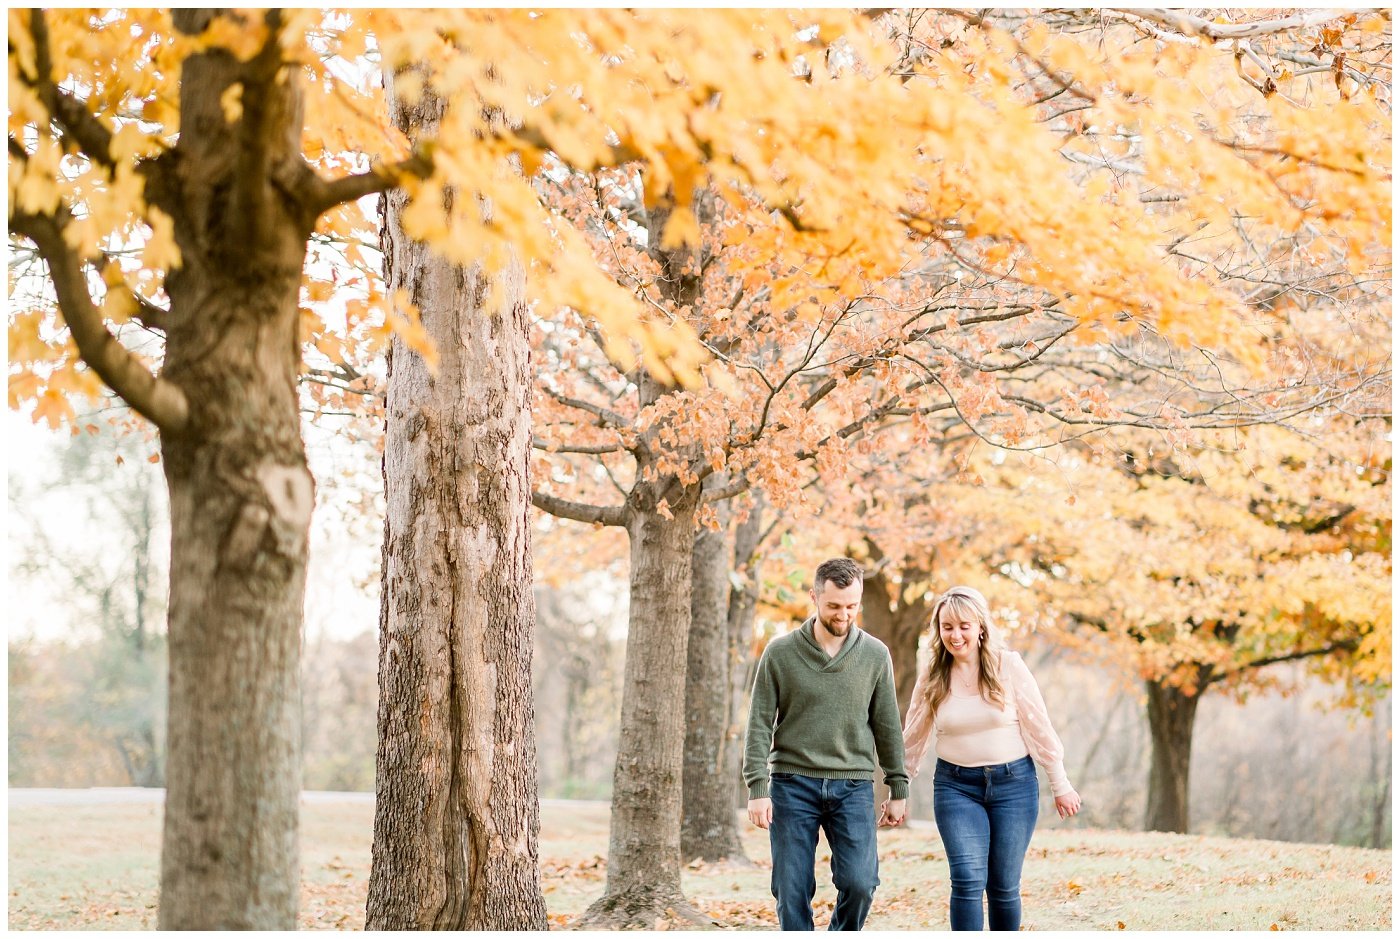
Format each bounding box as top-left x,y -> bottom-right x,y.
743,616 -> 909,800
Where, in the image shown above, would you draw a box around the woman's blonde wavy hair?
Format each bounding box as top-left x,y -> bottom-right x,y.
919,585 -> 1007,715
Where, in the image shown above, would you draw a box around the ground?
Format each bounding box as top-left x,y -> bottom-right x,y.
5,794 -> 1391,930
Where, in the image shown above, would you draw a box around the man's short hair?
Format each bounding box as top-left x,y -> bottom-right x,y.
814,557 -> 863,592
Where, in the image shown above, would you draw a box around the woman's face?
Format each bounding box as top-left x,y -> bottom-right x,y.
938,602 -> 980,663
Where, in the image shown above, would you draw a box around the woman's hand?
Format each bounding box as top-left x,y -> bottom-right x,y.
878,798 -> 907,828
1054,790 -> 1081,819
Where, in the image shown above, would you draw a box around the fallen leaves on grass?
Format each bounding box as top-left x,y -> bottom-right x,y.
700,900 -> 777,928
298,877 -> 367,930
541,854 -> 607,881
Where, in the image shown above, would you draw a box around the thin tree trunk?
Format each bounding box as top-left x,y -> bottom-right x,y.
578,195 -> 714,926
726,497 -> 765,810
861,563 -> 931,818
860,563 -> 929,720
156,12 -> 313,928
1368,709 -> 1390,848
580,480 -> 708,927
681,487 -> 744,863
1144,676 -> 1206,833
366,75 -> 547,930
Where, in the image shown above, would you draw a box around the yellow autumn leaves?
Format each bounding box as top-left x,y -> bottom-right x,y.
8,9 -> 1391,422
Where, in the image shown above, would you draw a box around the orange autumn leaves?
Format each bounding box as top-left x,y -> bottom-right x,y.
11,9 -> 1389,429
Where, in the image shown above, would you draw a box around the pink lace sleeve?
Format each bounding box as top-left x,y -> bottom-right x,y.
1004,651 -> 1075,797
901,667 -> 936,782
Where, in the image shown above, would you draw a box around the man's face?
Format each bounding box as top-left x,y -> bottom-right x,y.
811,579 -> 863,637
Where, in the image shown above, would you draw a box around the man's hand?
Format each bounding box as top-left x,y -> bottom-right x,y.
748,797 -> 773,830
878,798 -> 907,828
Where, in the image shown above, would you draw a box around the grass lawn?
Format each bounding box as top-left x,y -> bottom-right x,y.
7,796 -> 1391,930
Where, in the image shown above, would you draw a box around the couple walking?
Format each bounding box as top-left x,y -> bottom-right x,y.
743,558 -> 1081,931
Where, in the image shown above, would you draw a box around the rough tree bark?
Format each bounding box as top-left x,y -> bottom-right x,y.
579,466 -> 707,926
681,487 -> 745,863
860,565 -> 930,721
860,559 -> 933,819
10,8 -> 442,927
564,196 -> 714,927
151,11 -> 315,928
366,75 -> 547,929
724,498 -> 766,811
1144,673 -> 1208,833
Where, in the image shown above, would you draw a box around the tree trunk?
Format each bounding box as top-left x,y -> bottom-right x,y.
579,193 -> 714,926
860,563 -> 930,720
860,563 -> 931,818
1367,708 -> 1390,848
580,481 -> 708,927
155,13 -> 314,928
366,76 -> 547,930
1144,677 -> 1206,833
681,488 -> 745,863
155,215 -> 310,936
726,498 -> 765,809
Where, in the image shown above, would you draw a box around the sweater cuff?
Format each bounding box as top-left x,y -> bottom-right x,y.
1045,760 -> 1074,798
748,779 -> 770,799
886,780 -> 909,801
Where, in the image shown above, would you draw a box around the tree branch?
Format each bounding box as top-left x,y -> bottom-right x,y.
532,437 -> 625,455
702,475 -> 751,504
531,490 -> 628,527
1123,8 -> 1363,41
9,208 -> 189,432
305,150 -> 435,217
1213,638 -> 1362,681
24,10 -> 118,166
236,10 -> 292,241
541,386 -> 631,429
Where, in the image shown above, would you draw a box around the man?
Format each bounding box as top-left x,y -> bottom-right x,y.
743,557 -> 909,931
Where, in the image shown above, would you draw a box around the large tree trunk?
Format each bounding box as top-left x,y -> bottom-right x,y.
1144,676 -> 1206,833
580,473 -> 708,927
366,76 -> 547,930
681,487 -> 744,863
155,12 -> 314,928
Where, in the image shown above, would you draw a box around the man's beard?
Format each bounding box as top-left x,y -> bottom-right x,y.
818,612 -> 851,637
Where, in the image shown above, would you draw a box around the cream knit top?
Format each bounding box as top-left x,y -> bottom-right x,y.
901,649 -> 1074,797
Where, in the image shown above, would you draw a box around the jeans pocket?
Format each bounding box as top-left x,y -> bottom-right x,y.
772,772 -> 795,781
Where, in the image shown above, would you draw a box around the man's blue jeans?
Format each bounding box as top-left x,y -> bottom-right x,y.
933,755 -> 1040,931
769,773 -> 879,930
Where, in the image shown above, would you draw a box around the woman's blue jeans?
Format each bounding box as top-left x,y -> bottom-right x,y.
769,773 -> 879,930
933,755 -> 1039,931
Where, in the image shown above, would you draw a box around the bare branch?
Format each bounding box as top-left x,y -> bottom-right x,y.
541,386 -> 631,429
531,490 -> 627,527
532,437 -> 626,455
701,475 -> 751,504
306,150 -> 435,217
1123,9 -> 1364,42
1060,148 -> 1144,176
1212,638 -> 1362,682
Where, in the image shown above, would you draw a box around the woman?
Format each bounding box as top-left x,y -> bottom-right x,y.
898,586 -> 1080,931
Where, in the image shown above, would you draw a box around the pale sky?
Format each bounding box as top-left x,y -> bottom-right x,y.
5,409 -> 382,645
